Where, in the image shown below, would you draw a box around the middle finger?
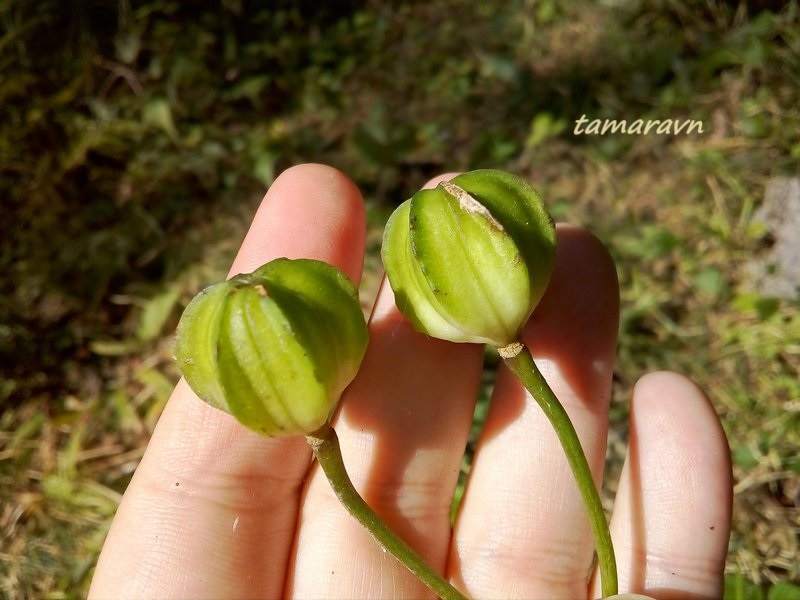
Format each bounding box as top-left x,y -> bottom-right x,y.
287,280 -> 484,598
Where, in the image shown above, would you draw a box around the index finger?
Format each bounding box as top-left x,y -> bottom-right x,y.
89,163 -> 366,599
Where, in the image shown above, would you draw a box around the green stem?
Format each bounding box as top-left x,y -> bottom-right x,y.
500,342 -> 618,598
306,423 -> 469,600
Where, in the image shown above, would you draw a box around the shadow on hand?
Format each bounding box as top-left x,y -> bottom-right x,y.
335,282 -> 486,563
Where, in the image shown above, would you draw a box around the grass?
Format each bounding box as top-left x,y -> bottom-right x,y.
1,0 -> 799,597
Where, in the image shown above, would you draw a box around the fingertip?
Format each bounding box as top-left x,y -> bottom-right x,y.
229,163 -> 366,284
608,370 -> 732,598
630,370 -> 733,517
528,225 -> 619,343
422,172 -> 460,189
631,369 -> 734,504
543,224 -> 619,315
633,371 -> 705,403
632,371 -> 731,470
522,224 -> 620,414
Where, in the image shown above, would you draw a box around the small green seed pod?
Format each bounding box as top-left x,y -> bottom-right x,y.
381,169 -> 556,347
175,258 -> 368,437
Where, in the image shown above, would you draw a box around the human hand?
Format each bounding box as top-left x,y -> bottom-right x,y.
89,164 -> 732,599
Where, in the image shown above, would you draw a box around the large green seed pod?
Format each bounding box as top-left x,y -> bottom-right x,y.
381,169 -> 556,347
174,258 -> 368,437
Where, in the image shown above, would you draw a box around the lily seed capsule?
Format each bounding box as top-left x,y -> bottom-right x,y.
174,258 -> 368,437
382,169 -> 556,347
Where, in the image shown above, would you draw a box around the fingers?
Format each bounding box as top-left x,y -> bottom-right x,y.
89,164 -> 366,599
287,172 -> 484,598
289,284 -> 484,598
229,163 -> 366,283
449,226 -> 620,599
599,372 -> 732,600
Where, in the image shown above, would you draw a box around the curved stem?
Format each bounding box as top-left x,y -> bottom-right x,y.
306,423 -> 469,600
500,343 -> 618,598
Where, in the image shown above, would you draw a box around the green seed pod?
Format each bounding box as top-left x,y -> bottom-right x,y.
381,169 -> 556,347
175,258 -> 368,437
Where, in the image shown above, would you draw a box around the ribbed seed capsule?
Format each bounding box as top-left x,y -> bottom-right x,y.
174,258 -> 368,437
382,169 -> 556,347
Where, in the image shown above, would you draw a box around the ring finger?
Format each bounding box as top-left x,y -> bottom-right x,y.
449,226 -> 620,599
